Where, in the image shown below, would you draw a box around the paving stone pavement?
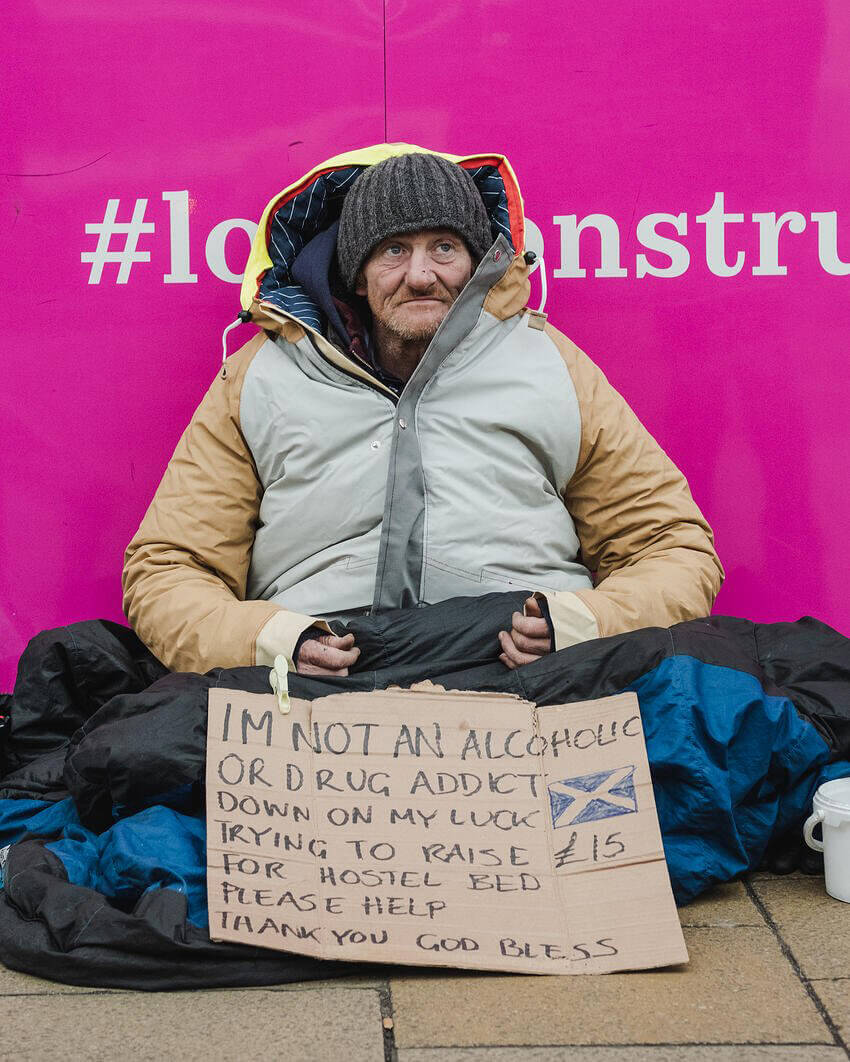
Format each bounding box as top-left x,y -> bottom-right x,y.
0,875 -> 847,1062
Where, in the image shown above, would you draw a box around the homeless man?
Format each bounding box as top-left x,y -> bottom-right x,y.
122,145 -> 724,676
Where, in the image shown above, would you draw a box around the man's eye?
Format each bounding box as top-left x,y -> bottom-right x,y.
435,242 -> 455,255
385,245 -> 404,257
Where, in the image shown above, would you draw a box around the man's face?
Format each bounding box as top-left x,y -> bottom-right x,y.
355,229 -> 474,343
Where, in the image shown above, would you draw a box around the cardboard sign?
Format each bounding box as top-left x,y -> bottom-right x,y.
206,686 -> 688,974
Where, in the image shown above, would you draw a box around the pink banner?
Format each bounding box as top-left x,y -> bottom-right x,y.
3,0 -> 849,689
386,0 -> 850,633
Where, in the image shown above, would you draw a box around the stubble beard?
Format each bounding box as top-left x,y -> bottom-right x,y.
381,295 -> 451,344
372,300 -> 448,382
385,315 -> 442,343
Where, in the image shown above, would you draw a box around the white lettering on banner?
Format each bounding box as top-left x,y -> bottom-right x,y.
752,211 -> 807,276
79,193 -> 257,286
81,198 -> 155,284
205,218 -> 259,283
523,217 -> 544,274
811,212 -> 850,276
694,191 -> 746,277
635,213 -> 690,279
553,213 -> 629,278
80,194 -> 850,285
162,191 -> 198,284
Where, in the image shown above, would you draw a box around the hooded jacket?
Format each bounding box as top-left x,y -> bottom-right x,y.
123,144 -> 723,674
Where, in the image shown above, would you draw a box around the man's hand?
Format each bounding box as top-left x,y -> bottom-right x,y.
296,632 -> 360,676
498,596 -> 553,669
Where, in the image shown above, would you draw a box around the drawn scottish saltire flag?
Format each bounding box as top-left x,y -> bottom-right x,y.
547,765 -> 638,827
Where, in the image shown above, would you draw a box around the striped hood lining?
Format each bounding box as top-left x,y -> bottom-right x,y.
243,145 -> 525,332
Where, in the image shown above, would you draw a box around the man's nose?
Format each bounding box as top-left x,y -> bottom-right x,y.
404,248 -> 437,290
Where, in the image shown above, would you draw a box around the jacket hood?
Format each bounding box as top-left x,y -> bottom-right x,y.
240,143 -> 530,341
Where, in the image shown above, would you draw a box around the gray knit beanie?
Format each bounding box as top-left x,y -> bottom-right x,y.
336,153 -> 494,290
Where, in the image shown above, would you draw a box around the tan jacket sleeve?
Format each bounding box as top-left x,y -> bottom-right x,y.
122,333 -> 323,673
545,326 -> 724,648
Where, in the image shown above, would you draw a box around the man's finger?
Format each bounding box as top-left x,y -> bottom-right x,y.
511,611 -> 550,640
298,639 -> 360,672
298,662 -> 350,677
525,595 -> 544,618
498,630 -> 539,668
318,633 -> 356,650
509,629 -> 551,655
308,642 -> 360,668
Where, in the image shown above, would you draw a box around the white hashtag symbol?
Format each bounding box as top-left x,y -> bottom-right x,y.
81,198 -> 155,284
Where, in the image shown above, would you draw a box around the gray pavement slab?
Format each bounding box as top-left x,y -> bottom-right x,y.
809,978 -> 850,1045
678,881 -> 764,926
0,964 -> 119,995
751,876 -> 850,979
398,1049 -> 847,1061
389,926 -> 831,1048
2,985 -> 386,1062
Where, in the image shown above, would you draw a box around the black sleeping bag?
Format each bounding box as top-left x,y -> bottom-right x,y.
1,594 -> 848,989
